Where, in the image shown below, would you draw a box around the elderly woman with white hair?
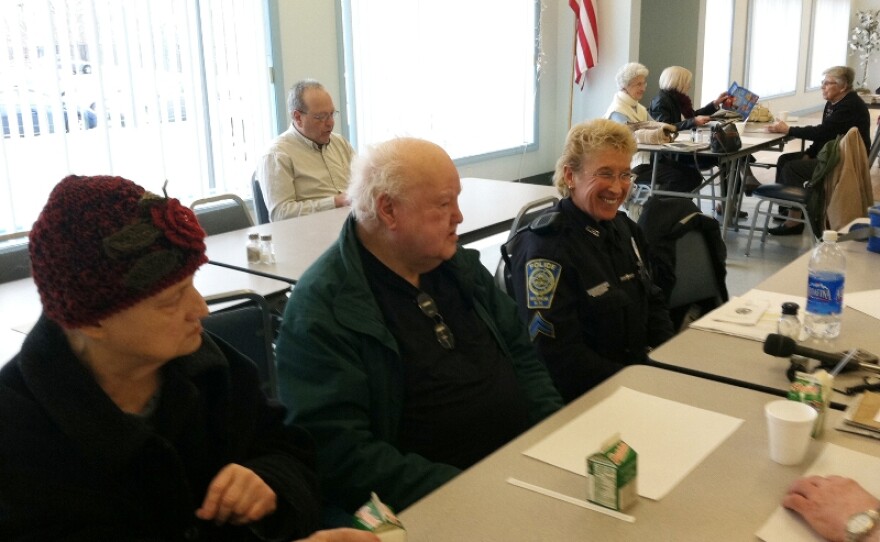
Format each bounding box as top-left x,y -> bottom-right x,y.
648,65 -> 728,132
605,62 -> 701,192
647,65 -> 754,218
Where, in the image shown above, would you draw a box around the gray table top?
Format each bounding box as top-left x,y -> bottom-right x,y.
205,177 -> 559,283
649,239 -> 880,406
398,365 -> 880,541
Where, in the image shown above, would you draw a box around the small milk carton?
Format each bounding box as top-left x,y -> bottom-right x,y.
788,369 -> 832,437
586,433 -> 638,511
353,492 -> 407,542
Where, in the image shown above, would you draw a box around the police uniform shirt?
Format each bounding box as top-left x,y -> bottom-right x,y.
503,197 -> 673,402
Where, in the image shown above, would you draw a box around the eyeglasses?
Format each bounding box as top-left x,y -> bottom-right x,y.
297,110 -> 339,122
590,171 -> 636,184
416,292 -> 455,350
820,80 -> 839,87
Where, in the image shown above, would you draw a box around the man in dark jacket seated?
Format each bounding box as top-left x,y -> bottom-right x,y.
275,137 -> 563,523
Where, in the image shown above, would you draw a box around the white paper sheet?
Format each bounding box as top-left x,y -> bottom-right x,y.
756,443 -> 880,542
522,387 -> 743,500
690,289 -> 807,342
846,289 -> 880,321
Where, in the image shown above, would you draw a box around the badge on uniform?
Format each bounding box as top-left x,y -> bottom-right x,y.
525,259 -> 561,309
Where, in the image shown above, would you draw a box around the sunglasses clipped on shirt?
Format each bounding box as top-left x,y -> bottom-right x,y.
416,292 -> 456,350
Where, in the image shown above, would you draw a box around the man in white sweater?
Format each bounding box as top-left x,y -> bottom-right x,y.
257,80 -> 356,221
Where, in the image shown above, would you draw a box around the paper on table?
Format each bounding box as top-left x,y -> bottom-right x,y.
710,297 -> 770,325
690,289 -> 807,342
846,289 -> 880,321
522,387 -> 743,500
756,443 -> 880,542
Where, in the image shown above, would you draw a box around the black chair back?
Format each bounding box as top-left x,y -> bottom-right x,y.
0,241 -> 31,283
204,291 -> 278,399
191,194 -> 254,235
252,174 -> 270,224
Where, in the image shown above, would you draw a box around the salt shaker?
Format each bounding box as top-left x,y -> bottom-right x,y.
777,302 -> 800,340
259,234 -> 276,264
246,232 -> 261,263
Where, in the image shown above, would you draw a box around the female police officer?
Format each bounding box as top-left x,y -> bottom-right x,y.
502,119 -> 674,403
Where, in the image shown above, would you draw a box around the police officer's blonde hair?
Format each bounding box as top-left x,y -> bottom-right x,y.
553,118 -> 637,198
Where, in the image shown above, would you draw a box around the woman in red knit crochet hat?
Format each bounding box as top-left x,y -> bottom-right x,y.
0,175 -> 376,542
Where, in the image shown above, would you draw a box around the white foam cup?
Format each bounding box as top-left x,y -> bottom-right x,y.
765,400 -> 817,465
777,111 -> 789,122
734,122 -> 745,135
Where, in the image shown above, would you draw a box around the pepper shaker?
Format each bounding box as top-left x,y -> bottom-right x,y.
778,302 -> 800,340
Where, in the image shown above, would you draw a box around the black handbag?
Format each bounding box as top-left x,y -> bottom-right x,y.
710,121 -> 742,153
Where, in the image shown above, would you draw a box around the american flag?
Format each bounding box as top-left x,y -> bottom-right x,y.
570,0 -> 598,88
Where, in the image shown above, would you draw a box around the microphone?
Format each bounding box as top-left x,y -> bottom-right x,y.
763,333 -> 843,368
763,334 -> 880,374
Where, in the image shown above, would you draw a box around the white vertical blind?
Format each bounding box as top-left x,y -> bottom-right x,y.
0,0 -> 273,235
807,0 -> 849,90
701,0 -> 734,104
747,0 -> 802,98
343,0 -> 538,161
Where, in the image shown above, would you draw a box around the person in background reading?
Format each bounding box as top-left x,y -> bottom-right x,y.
648,66 -> 753,218
605,61 -> 702,193
275,137 -> 563,523
0,174 -> 375,542
502,119 -> 674,403
766,65 -> 871,236
256,79 -> 356,221
784,475 -> 880,542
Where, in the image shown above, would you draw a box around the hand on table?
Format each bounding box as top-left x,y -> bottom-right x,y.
196,463 -> 277,525
782,475 -> 880,542
768,121 -> 789,134
294,528 -> 380,542
694,115 -> 712,127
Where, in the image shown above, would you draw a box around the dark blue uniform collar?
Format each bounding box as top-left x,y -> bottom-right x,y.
560,197 -> 624,241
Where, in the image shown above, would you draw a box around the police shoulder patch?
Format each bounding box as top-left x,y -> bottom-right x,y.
525,258 -> 561,309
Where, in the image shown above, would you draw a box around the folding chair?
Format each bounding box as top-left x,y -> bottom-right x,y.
191,193 -> 254,235
203,290 -> 278,399
637,197 -> 728,332
0,233 -> 31,283
495,196 -> 559,296
252,172 -> 270,224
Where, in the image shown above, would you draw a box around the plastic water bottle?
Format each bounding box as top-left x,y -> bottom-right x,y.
804,230 -> 845,339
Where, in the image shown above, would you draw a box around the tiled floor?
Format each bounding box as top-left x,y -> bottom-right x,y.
469,107 -> 880,298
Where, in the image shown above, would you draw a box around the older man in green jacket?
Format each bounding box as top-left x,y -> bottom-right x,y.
275,137 -> 563,524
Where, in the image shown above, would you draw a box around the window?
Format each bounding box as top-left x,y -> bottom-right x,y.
0,0 -> 274,235
746,0 -> 802,98
701,0 -> 734,103
807,0 -> 849,90
341,0 -> 538,162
